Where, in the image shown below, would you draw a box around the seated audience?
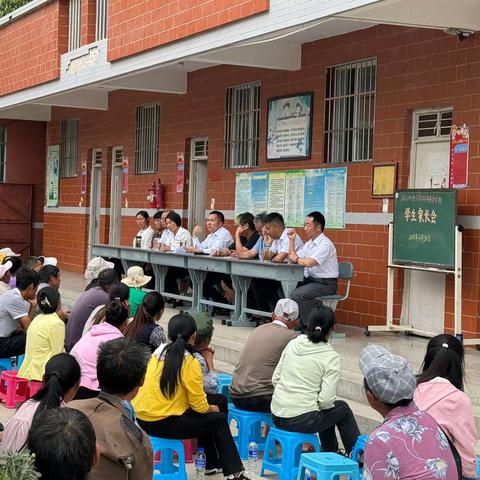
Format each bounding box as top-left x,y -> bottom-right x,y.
271,305 -> 359,455
65,267 -> 119,351
1,353 -> 81,454
121,265 -> 151,316
0,267 -> 39,357
36,265 -> 69,321
82,282 -> 130,336
28,407 -> 97,480
23,256 -> 43,273
3,256 -> 22,289
251,212 -> 303,312
83,256 -> 115,291
230,299 -> 299,412
70,337 -> 153,480
193,313 -> 228,414
414,334 -> 478,479
124,291 -> 166,352
133,210 -> 154,249
0,260 -> 12,295
360,344 -> 458,479
71,299 -> 128,399
38,256 -> 58,268
17,287 -> 65,381
132,313 -> 250,479
289,211 -> 339,327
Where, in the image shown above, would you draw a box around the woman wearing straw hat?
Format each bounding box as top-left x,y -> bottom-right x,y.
121,266 -> 152,317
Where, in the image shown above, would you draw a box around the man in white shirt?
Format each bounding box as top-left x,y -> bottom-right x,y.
252,212 -> 303,314
186,211 -> 233,308
289,211 -> 339,327
159,209 -> 174,246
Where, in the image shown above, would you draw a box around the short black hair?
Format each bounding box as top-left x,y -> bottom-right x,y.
136,210 -> 149,220
16,267 -> 40,290
97,268 -> 119,289
363,378 -> 412,408
209,210 -> 225,224
254,212 -> 268,225
266,212 -> 285,227
39,265 -> 60,284
97,337 -> 151,396
166,211 -> 182,227
23,256 -> 42,270
3,256 -> 22,274
307,211 -> 326,231
153,210 -> 164,220
237,212 -> 255,231
28,407 -> 96,480
37,286 -> 60,314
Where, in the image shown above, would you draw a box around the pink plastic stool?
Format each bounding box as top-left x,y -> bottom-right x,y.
183,439 -> 193,463
0,370 -> 29,408
28,380 -> 43,398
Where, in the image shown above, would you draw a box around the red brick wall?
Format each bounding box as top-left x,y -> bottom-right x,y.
107,0 -> 269,61
81,0 -> 96,46
0,0 -> 68,96
45,24 -> 480,334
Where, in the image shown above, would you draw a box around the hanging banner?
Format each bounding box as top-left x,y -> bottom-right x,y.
122,156 -> 129,194
80,158 -> 88,195
46,145 -> 60,207
449,123 -> 469,189
176,152 -> 185,193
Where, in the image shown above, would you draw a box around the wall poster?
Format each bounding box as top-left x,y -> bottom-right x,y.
46,145 -> 60,207
449,123 -> 469,189
266,92 -> 313,161
235,167 -> 347,228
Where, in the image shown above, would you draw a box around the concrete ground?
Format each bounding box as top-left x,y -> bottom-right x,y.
1,270 -> 478,479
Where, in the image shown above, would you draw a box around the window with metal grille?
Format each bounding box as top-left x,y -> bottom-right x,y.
95,0 -> 107,41
135,104 -> 160,174
224,81 -> 261,168
192,138 -> 208,160
68,0 -> 81,51
0,126 -> 5,183
60,119 -> 79,178
112,146 -> 123,165
414,109 -> 452,139
324,58 -> 376,163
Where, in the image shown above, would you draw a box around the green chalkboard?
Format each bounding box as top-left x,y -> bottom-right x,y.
393,189 -> 457,269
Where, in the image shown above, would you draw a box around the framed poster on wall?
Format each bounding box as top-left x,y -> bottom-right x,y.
266,92 -> 313,162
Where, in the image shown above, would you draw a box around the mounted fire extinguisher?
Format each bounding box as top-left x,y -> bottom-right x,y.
147,179 -> 166,209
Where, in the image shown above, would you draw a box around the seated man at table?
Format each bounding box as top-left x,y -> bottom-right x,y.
251,212 -> 303,313
186,211 -> 233,307
158,209 -> 174,248
229,299 -> 299,412
289,211 -> 338,328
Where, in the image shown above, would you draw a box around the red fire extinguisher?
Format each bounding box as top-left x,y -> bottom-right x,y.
147,179 -> 166,209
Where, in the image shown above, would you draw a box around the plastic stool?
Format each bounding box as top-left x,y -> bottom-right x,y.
297,452 -> 360,480
217,372 -> 233,402
183,439 -> 193,463
261,426 -> 321,480
351,435 -> 368,464
228,406 -> 273,459
28,380 -> 43,398
0,370 -> 29,408
476,455 -> 479,478
150,436 -> 188,480
0,358 -> 12,372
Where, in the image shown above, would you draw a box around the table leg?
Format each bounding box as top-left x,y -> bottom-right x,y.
229,275 -> 255,327
281,280 -> 298,299
121,260 -> 135,275
188,268 -> 207,314
151,264 -> 168,294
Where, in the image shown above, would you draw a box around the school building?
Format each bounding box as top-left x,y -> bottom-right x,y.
0,0 -> 479,337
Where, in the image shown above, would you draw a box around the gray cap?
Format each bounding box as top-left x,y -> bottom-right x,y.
359,345 -> 416,404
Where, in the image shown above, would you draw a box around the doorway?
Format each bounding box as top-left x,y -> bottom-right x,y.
109,146 -> 123,245
88,149 -> 102,259
402,108 -> 452,334
188,138 -> 208,230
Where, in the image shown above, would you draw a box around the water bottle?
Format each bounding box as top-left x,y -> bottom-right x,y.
247,438 -> 259,478
194,447 -> 206,480
304,468 -> 312,480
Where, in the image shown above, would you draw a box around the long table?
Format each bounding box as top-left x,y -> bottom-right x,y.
91,244 -> 304,326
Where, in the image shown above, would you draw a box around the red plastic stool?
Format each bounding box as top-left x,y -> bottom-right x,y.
0,370 -> 29,408
183,439 -> 193,463
28,380 -> 43,398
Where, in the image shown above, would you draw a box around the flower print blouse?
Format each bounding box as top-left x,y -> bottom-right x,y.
363,402 -> 457,480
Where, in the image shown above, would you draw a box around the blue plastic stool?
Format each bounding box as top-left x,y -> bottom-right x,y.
228,406 -> 273,459
476,455 -> 479,478
149,436 -> 188,480
351,435 -> 368,464
297,452 -> 360,480
0,355 -> 23,372
217,372 -> 232,402
261,426 -> 321,480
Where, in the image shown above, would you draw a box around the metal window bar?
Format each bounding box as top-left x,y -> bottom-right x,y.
95,0 -> 107,41
113,146 -> 123,165
193,139 -> 208,160
135,104 -> 160,174
68,0 -> 81,51
415,109 -> 453,139
324,58 -> 376,163
0,126 -> 5,183
224,81 -> 260,169
60,119 -> 79,178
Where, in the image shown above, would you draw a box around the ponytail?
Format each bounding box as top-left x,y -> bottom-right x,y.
104,299 -> 128,328
159,314 -> 196,398
307,305 -> 335,344
125,291 -> 165,339
37,287 -> 60,315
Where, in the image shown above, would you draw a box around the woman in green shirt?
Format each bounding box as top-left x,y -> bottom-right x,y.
121,266 -> 151,317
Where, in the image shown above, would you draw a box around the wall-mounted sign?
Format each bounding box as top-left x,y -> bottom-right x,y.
80,158 -> 88,195
266,92 -> 313,162
46,145 -> 60,207
372,163 -> 397,198
449,123 -> 469,189
176,152 -> 185,193
122,156 -> 129,194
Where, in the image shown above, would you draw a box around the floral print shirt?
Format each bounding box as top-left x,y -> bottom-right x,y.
364,402 -> 457,480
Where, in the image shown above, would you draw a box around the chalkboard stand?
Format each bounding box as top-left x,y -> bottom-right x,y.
365,223 -> 473,342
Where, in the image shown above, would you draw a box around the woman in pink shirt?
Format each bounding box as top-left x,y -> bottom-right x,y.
414,334 -> 478,479
71,299 -> 128,399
